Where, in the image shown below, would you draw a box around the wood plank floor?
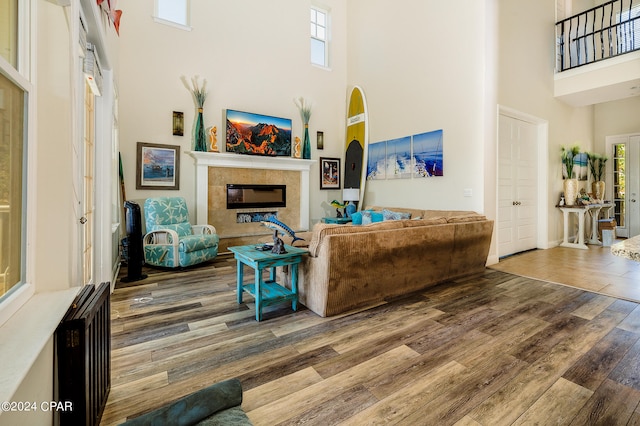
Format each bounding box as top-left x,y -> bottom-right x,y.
100,247 -> 640,425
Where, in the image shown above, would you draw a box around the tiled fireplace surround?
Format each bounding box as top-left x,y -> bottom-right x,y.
188,151 -> 315,253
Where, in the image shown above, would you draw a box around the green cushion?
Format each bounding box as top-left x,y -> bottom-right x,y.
119,379 -> 247,426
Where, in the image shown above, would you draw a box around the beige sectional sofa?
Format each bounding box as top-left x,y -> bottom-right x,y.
293,206 -> 494,317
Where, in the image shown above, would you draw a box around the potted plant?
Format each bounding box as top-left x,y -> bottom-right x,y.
587,152 -> 608,201
561,145 -> 580,205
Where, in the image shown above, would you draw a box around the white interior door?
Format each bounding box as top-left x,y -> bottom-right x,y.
498,114 -> 538,257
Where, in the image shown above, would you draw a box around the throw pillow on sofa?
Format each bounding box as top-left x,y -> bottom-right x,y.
382,209 -> 412,221
361,210 -> 384,225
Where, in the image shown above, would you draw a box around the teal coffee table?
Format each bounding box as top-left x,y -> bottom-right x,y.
229,244 -> 307,321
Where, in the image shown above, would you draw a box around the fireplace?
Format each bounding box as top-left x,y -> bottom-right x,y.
226,184 -> 286,209
188,151 -> 314,251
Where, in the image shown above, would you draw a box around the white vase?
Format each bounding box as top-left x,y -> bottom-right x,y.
564,178 -> 578,206
592,180 -> 605,201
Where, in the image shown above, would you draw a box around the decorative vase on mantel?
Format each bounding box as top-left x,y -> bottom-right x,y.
592,180 -> 605,201
302,124 -> 311,160
563,178 -> 578,206
181,75 -> 208,152
294,97 -> 312,160
193,107 -> 207,152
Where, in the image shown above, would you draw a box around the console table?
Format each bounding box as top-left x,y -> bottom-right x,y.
558,203 -> 613,249
229,244 -> 307,321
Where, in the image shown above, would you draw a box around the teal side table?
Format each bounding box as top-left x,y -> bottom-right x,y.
229,244 -> 307,321
322,217 -> 352,224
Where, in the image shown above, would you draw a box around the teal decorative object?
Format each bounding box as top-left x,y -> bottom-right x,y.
303,124 -> 311,159
181,75 -> 208,152
294,97 -> 312,159
193,107 -> 206,151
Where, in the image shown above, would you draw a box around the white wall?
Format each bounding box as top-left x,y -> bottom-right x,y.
497,0 -> 595,246
345,0 -> 489,213
118,1 -> 348,226
594,96 -> 640,147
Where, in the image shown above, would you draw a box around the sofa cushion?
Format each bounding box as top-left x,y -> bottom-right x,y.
446,213 -> 487,223
401,216 -> 448,227
308,221 -> 404,257
119,378 -> 247,426
179,234 -> 220,253
148,222 -> 192,238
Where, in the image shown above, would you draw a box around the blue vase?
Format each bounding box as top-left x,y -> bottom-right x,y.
302,125 -> 311,159
193,108 -> 207,152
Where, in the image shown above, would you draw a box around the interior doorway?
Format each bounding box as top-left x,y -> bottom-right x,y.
606,134 -> 640,238
497,107 -> 549,258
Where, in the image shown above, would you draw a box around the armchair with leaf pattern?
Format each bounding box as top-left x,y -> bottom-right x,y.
143,197 -> 219,268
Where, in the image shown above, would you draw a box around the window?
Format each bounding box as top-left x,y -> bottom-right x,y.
613,143 -> 626,227
618,6 -> 640,53
0,70 -> 26,299
310,7 -> 329,67
0,0 -> 18,67
155,0 -> 190,29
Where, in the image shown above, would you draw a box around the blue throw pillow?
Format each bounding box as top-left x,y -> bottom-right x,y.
361,210 -> 384,225
382,209 -> 412,221
351,211 -> 363,225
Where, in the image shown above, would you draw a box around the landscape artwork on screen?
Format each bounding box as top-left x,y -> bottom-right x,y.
226,109 -> 292,156
412,129 -> 443,178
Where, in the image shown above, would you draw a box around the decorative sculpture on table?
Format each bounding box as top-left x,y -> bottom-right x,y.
208,126 -> 219,152
330,200 -> 346,218
260,217 -> 305,254
294,136 -> 301,158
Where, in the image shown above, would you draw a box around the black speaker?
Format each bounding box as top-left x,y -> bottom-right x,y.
121,201 -> 147,282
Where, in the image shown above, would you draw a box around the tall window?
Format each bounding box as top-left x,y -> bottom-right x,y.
0,70 -> 25,299
155,0 -> 190,28
311,7 -> 329,67
613,143 -> 626,227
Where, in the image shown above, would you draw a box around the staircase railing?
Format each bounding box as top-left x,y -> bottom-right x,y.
556,0 -> 640,71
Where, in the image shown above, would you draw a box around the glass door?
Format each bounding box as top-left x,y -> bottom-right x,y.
608,134 -> 640,238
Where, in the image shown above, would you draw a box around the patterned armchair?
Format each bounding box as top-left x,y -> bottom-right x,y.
143,197 -> 219,268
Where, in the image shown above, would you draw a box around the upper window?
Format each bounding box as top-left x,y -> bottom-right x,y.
310,7 -> 329,67
154,0 -> 190,29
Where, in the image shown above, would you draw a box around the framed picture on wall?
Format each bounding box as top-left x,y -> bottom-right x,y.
136,142 -> 180,190
320,157 -> 341,190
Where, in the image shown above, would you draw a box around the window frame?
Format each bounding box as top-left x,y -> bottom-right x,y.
310,5 -> 330,68
0,55 -> 34,326
153,0 -> 192,31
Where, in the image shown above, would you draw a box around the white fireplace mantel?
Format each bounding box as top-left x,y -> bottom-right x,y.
187,151 -> 315,230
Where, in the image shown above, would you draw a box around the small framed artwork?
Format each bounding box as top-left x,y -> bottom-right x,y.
320,157 -> 341,190
172,111 -> 184,136
136,142 -> 180,190
317,131 -> 324,150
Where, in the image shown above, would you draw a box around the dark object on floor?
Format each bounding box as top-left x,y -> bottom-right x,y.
121,200 -> 147,282
119,378 -> 251,425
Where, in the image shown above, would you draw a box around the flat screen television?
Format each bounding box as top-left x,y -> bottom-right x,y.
226,184 -> 286,209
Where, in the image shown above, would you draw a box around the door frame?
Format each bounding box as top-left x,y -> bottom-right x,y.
606,133 -> 640,238
497,105 -> 549,258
